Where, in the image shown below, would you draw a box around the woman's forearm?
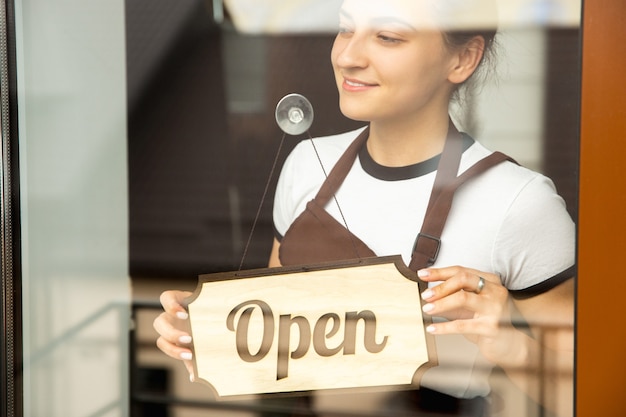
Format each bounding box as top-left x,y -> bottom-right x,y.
495,324 -> 574,417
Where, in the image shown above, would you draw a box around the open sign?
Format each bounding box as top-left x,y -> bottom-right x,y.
187,256 -> 437,398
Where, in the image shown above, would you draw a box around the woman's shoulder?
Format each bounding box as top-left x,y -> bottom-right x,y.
273,127 -> 368,235
455,140 -> 574,290
463,140 -> 548,182
460,140 -> 565,211
277,126 -> 368,191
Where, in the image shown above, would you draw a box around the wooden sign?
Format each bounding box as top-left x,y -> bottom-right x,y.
187,255 -> 437,398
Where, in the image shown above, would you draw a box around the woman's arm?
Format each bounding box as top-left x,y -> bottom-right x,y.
153,290 -> 196,379
510,278 -> 574,417
418,266 -> 574,417
268,237 -> 282,267
153,238 -> 283,381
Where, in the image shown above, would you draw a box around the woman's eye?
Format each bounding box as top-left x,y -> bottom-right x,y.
378,34 -> 402,44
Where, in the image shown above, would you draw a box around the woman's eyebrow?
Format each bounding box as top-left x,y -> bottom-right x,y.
338,10 -> 417,31
370,16 -> 417,31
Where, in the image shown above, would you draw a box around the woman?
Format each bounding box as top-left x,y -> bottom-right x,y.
155,1 -> 575,415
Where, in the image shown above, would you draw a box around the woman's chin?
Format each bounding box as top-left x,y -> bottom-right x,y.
341,114 -> 370,123
338,104 -> 372,123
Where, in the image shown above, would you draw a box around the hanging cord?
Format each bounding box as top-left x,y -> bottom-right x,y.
238,130 -> 363,270
306,133 -> 361,259
238,133 -> 287,270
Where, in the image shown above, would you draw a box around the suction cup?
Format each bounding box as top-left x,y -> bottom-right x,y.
275,93 -> 314,135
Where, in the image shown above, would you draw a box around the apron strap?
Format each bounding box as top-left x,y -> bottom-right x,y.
409,150 -> 516,271
307,120 -> 515,272
425,119 -> 464,217
313,127 -> 369,206
314,120 -> 462,207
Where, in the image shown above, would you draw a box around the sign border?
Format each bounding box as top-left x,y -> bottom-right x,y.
186,255 -> 439,399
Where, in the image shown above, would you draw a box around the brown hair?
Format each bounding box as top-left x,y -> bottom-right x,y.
436,0 -> 500,101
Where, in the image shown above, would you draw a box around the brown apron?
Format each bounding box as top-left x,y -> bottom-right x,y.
279,120 -> 514,272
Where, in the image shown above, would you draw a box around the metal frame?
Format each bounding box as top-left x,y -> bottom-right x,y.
1,0 -> 21,416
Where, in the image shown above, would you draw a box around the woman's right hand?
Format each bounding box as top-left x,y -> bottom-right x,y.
153,290 -> 195,380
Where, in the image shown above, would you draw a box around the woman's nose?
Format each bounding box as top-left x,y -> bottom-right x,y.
333,33 -> 368,69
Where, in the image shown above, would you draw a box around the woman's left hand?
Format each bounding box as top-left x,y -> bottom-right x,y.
418,266 -> 521,365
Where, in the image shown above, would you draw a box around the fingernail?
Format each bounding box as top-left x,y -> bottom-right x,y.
176,311 -> 189,320
417,269 -> 430,278
422,303 -> 434,313
178,335 -> 192,344
426,325 -> 436,333
189,373 -> 195,383
180,352 -> 193,361
421,289 -> 434,300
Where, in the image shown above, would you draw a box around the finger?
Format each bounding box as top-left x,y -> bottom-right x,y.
153,311 -> 193,348
156,334 -> 194,362
419,266 -> 499,285
184,360 -> 196,382
418,265 -> 463,282
423,280 -> 508,316
160,290 -> 193,319
422,288 -> 482,318
426,316 -> 497,337
421,270 -> 489,301
155,334 -> 196,382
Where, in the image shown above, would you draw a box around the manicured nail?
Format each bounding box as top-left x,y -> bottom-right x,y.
180,351 -> 193,361
422,303 -> 434,313
426,325 -> 436,333
421,289 -> 434,300
417,269 -> 430,278
178,335 -> 192,344
176,311 -> 189,320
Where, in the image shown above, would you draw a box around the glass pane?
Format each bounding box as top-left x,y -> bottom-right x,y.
1,0 -> 581,416
119,0 -> 581,416
14,0 -> 130,416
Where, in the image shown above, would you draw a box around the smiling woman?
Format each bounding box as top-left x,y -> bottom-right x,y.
0,0 -> 589,416
153,1 -> 576,416
330,0 -> 484,163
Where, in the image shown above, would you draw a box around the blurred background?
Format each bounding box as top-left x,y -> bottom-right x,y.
127,1 -> 580,416
8,0 -> 580,416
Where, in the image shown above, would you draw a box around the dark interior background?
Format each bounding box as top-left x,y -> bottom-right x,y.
127,0 -> 361,279
126,0 -> 579,281
125,2 -> 580,416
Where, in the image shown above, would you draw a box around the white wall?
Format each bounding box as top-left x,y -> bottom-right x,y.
15,0 -> 129,416
222,0 -> 581,33
452,27 -> 548,171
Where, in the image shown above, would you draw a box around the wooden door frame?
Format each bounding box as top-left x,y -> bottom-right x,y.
577,2 -> 626,416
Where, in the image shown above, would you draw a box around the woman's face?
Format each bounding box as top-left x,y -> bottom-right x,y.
331,0 -> 458,124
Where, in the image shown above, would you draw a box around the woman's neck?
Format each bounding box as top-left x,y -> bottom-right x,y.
367,112 -> 450,167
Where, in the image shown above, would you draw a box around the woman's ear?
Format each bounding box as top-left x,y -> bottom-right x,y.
447,36 -> 486,85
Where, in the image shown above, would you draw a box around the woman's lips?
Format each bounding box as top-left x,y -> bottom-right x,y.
342,78 -> 377,91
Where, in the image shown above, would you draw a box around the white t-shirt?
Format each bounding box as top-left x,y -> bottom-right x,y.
272,127 -> 575,398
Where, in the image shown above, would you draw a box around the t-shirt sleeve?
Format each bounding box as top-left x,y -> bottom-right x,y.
273,141 -> 319,240
273,147 -> 298,240
493,174 -> 575,293
272,129 -> 366,241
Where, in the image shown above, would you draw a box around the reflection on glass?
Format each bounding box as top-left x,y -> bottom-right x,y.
15,0 -> 129,416
6,0 -> 580,416
139,0 -> 580,415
